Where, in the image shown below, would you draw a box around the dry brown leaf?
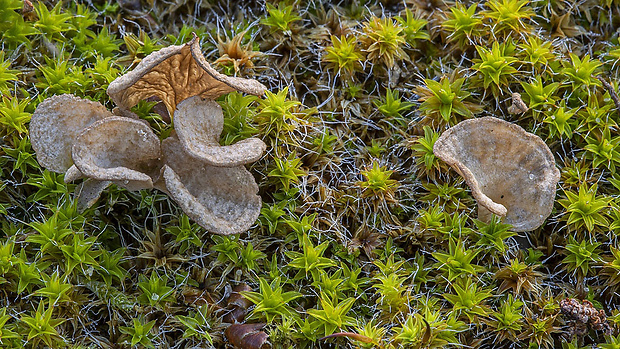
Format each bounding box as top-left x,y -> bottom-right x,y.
225,323 -> 271,349
174,96 -> 266,166
433,117 -> 560,232
72,116 -> 162,191
107,33 -> 267,117
507,92 -> 528,114
224,283 -> 253,324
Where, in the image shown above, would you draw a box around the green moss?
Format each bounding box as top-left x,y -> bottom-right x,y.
3,0 -> 620,348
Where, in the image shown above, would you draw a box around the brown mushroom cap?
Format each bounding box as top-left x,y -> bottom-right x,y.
30,94 -> 112,173
106,34 -> 267,117
161,136 -> 261,235
174,96 -> 266,166
72,116 -> 162,191
433,116 -> 560,232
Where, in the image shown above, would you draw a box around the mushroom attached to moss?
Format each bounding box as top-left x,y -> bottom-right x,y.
30,94 -> 112,174
173,96 -> 266,166
160,136 -> 261,235
72,116 -> 162,191
433,117 -> 560,232
107,33 -> 267,117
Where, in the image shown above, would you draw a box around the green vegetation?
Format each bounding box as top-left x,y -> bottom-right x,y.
2,0 -> 620,348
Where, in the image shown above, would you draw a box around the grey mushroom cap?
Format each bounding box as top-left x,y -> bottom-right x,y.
30,94 -> 112,173
106,33 -> 267,117
72,116 -> 162,192
161,136 -> 262,235
433,116 -> 561,232
75,179 -> 112,210
174,96 -> 266,166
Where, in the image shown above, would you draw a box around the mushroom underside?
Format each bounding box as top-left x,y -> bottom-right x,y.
107,35 -> 267,116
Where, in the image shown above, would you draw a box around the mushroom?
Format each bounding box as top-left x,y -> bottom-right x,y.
433,116 -> 560,232
107,33 -> 267,117
173,96 -> 266,166
72,116 -> 162,191
74,179 -> 112,211
30,94 -> 112,174
160,136 -> 262,235
29,34 -> 267,235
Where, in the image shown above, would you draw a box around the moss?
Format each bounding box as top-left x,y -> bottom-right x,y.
3,0 -> 620,348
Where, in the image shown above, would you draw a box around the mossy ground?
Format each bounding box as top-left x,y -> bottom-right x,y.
2,0 -> 620,348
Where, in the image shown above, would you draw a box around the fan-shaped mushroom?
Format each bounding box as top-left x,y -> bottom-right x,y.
433,117 -> 560,232
160,136 -> 261,235
107,33 -> 267,117
173,96 -> 266,166
72,116 -> 162,191
30,94 -> 112,174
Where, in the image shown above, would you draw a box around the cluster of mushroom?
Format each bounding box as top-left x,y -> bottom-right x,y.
433,117 -> 560,232
30,34 -> 268,235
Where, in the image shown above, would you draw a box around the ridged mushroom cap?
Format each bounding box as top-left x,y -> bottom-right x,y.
173,96 -> 266,167
107,33 -> 267,117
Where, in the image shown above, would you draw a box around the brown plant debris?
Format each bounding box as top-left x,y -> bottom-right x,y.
507,92 -> 529,114
225,323 -> 271,349
433,117 -> 560,232
224,283 -> 253,324
596,76 -> 620,118
559,298 -> 612,337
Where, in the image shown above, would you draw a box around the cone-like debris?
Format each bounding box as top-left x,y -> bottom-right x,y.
161,137 -> 261,234
72,116 -> 162,191
30,94 -> 112,173
174,96 -> 266,166
107,34 -> 267,116
433,117 -> 560,232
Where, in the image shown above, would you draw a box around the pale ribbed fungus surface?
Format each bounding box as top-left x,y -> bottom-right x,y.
433,116 -> 560,232
72,116 -> 162,192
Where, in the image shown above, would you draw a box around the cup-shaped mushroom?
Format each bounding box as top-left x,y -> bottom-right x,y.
174,96 -> 266,166
161,137 -> 261,235
72,116 -> 162,191
30,94 -> 112,173
433,117 -> 560,232
107,33 -> 267,117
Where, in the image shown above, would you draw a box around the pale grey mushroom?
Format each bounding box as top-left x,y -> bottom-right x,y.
161,136 -> 262,235
173,96 -> 266,166
74,179 -> 112,211
30,94 -> 112,174
433,117 -> 560,232
72,116 -> 162,192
